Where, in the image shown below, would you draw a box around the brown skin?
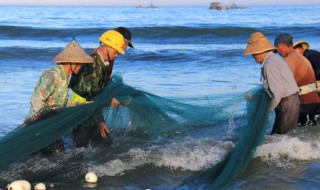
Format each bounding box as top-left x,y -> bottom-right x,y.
62,62 -> 84,78
276,43 -> 295,58
294,46 -> 305,55
97,45 -> 119,62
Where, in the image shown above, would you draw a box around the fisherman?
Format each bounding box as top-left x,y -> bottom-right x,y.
69,28 -> 134,147
244,32 -> 300,134
293,40 -> 320,92
274,33 -> 320,126
25,39 -> 94,155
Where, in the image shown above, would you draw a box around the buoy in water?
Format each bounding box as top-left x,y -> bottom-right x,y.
85,172 -> 98,183
34,183 -> 46,190
7,180 -> 31,190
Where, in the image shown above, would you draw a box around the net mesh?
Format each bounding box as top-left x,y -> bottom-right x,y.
0,75 -> 271,189
178,86 -> 271,189
209,87 -> 271,189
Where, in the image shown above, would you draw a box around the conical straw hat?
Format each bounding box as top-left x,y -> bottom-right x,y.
244,32 -> 276,55
53,39 -> 94,63
293,40 -> 310,50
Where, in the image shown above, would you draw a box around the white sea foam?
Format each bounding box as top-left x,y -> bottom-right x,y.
255,134 -> 320,168
90,137 -> 234,177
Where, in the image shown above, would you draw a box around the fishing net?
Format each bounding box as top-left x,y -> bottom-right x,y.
208,87 -> 271,189
0,75 -> 271,189
178,86 -> 271,189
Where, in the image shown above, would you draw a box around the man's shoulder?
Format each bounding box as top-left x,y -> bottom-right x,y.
264,53 -> 291,73
41,65 -> 61,80
265,52 -> 285,64
285,52 -> 302,63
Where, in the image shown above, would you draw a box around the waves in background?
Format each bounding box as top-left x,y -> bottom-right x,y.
1,5 -> 320,189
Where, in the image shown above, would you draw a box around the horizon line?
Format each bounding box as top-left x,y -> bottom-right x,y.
1,3 -> 319,6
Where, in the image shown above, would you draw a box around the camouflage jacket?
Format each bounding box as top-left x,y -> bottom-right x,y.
28,65 -> 69,116
69,52 -> 114,100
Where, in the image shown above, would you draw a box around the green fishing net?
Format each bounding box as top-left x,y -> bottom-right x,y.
0,75 -> 271,189
209,87 -> 271,189
179,85 -> 271,189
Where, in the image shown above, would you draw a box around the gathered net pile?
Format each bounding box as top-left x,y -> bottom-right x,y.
0,75 -> 271,189
208,87 -> 271,189
179,86 -> 271,189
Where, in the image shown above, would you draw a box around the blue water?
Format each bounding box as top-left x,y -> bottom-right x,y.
1,5 -> 320,189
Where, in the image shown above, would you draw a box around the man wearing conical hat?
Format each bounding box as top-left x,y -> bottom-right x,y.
69,28 -> 134,148
293,40 -> 320,93
274,34 -> 320,126
26,39 -> 93,122
244,32 -> 300,134
24,39 -> 93,155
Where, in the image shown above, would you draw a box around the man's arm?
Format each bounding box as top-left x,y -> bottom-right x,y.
30,71 -> 56,115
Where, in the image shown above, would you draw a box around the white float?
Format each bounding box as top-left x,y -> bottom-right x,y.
34,183 -> 46,190
7,180 -> 31,190
85,172 -> 98,183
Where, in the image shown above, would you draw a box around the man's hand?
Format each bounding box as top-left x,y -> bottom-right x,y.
110,98 -> 120,108
245,94 -> 253,100
84,100 -> 93,104
98,122 -> 109,139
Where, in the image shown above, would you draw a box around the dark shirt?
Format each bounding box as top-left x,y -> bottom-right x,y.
69,52 -> 113,100
304,49 -> 320,80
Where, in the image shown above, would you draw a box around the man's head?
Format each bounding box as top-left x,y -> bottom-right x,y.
274,33 -> 293,57
293,40 -> 309,55
99,30 -> 125,62
54,39 -> 93,74
115,27 -> 134,50
244,32 -> 276,63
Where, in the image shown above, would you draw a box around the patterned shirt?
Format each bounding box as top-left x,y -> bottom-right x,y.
69,52 -> 114,100
28,65 -> 69,116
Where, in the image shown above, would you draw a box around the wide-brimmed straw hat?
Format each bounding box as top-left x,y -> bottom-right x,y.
53,39 -> 94,63
244,32 -> 276,55
293,40 -> 310,50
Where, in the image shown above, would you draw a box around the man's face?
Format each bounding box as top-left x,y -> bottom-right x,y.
107,46 -> 119,61
252,53 -> 264,64
276,43 -> 288,57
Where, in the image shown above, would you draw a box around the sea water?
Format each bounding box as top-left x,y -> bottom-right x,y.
0,5 -> 320,189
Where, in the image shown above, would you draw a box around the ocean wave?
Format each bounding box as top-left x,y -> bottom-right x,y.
0,44 -> 245,63
0,25 -> 99,40
0,47 -> 61,61
90,137 -> 234,177
131,26 -> 256,42
255,127 -> 320,168
1,25 -> 319,42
